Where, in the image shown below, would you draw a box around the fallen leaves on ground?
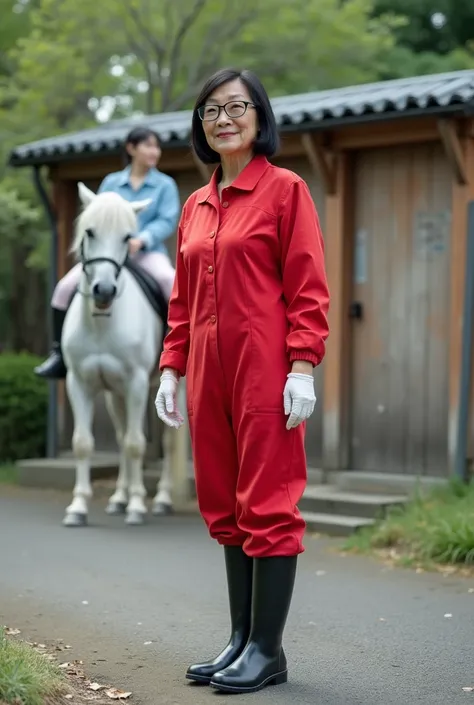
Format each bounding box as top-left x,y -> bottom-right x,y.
105,688 -> 132,699
89,682 -> 106,691
3,626 -> 21,635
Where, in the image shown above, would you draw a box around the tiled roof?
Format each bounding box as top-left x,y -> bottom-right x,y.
9,69 -> 474,167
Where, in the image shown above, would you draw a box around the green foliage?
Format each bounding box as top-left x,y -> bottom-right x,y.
3,0 -> 405,128
0,353 -> 48,462
0,180 -> 48,269
0,463 -> 17,484
343,478 -> 474,567
0,183 -> 49,349
372,0 -> 474,78
373,0 -> 474,55
0,627 -> 65,705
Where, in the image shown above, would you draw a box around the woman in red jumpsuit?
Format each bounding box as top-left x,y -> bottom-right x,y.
155,68 -> 330,694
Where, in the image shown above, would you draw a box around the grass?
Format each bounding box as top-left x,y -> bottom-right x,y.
0,464 -> 17,485
0,628 -> 65,705
342,477 -> 474,569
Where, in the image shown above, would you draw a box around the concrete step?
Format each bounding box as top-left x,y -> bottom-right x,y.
16,452 -> 120,490
336,471 -> 448,497
143,466 -> 196,498
299,485 -> 407,519
302,511 -> 374,537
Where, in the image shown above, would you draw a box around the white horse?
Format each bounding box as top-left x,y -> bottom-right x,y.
61,182 -> 176,527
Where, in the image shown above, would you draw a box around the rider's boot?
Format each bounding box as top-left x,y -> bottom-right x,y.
34,307 -> 68,379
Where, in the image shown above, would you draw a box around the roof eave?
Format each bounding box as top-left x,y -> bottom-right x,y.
8,101 -> 473,169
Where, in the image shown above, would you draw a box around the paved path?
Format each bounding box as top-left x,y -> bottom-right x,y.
0,485 -> 473,704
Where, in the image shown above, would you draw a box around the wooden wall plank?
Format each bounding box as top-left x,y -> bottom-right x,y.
448,138 -> 474,472
322,151 -> 353,469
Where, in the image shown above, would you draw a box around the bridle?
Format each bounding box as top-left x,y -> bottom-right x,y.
77,228 -> 131,311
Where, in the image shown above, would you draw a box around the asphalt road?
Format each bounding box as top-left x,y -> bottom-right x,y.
0,485 -> 473,704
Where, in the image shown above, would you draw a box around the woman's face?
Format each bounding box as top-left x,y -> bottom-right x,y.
127,135 -> 161,169
201,78 -> 259,159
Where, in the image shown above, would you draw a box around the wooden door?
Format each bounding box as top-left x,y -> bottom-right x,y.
275,155 -> 326,467
350,144 -> 452,476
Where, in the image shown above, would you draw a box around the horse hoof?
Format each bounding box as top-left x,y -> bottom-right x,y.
152,502 -> 174,516
125,511 -> 145,525
63,512 -> 87,527
105,502 -> 127,515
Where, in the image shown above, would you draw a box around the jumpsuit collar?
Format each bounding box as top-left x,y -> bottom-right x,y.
198,155 -> 271,204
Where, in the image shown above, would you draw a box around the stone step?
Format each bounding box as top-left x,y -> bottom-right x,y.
143,466 -> 196,498
299,485 -> 407,519
336,471 -> 448,497
302,511 -> 374,537
16,452 -> 120,490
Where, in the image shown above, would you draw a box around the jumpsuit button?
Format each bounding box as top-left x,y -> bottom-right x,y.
222,201 -> 229,208
210,231 -> 215,238
208,265 -> 214,273
210,315 -> 216,323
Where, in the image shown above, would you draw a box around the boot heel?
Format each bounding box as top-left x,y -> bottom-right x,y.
270,670 -> 288,686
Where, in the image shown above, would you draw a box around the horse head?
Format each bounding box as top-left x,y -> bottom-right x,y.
72,182 -> 151,311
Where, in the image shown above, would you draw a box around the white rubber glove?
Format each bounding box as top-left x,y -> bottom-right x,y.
155,370 -> 184,429
283,373 -> 316,430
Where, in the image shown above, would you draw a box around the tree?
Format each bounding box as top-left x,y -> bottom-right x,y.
4,0 -> 402,132
372,0 -> 474,78
0,184 -> 48,352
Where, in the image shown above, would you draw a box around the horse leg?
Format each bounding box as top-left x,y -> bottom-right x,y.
104,391 -> 128,515
152,424 -> 174,516
123,368 -> 149,525
63,372 -> 95,527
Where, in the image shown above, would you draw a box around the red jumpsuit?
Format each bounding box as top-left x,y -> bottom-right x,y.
159,155 -> 329,558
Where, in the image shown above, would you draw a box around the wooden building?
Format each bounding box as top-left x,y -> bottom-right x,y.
9,69 -> 474,480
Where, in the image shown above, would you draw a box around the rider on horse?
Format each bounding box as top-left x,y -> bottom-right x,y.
35,126 -> 180,379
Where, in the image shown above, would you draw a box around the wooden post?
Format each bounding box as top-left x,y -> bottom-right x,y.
322,151 -> 354,469
448,136 -> 474,473
300,132 -> 336,195
52,179 -> 78,278
51,179 -> 78,448
191,150 -> 213,183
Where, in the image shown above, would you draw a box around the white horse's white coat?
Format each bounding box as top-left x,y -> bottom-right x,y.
61,182 -> 175,526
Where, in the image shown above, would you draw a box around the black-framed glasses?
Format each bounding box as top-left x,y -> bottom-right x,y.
197,101 -> 256,122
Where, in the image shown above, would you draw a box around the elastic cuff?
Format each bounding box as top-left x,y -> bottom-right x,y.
159,350 -> 187,377
289,351 -> 320,366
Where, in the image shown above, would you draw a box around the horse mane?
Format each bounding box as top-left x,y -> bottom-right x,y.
70,192 -> 139,258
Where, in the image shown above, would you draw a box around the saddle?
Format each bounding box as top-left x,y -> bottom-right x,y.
124,256 -> 169,324
124,257 -> 170,356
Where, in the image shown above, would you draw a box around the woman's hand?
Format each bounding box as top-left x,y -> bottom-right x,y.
128,237 -> 144,255
155,369 -> 184,429
283,368 -> 316,430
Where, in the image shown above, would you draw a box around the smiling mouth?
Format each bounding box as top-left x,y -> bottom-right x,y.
217,132 -> 237,138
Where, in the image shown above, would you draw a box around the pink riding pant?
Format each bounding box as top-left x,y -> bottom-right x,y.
51,252 -> 176,309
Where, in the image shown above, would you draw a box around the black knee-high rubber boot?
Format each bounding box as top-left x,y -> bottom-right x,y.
34,307 -> 67,379
186,545 -> 253,684
209,555 -> 297,694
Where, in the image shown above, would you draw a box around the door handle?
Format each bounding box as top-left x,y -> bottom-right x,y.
349,301 -> 363,320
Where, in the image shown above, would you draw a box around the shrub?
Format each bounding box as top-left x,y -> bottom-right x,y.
0,353 -> 48,462
343,478 -> 474,567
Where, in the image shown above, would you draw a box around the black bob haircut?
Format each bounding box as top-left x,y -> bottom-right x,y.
191,68 -> 280,164
123,126 -> 160,164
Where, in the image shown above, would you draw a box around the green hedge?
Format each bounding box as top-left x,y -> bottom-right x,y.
0,353 -> 48,462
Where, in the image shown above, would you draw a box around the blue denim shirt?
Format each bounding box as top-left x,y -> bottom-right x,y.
98,166 -> 181,256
